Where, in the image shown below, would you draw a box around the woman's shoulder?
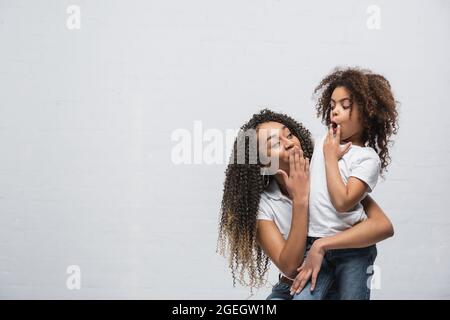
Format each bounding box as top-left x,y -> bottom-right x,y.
257,192 -> 274,220
258,180 -> 281,219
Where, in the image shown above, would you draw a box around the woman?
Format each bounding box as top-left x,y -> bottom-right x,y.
217,109 -> 394,299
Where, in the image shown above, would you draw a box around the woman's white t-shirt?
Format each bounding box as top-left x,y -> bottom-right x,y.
256,134 -> 381,239
256,179 -> 300,279
257,179 -> 293,240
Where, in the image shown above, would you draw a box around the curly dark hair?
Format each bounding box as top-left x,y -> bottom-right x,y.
314,67 -> 399,173
216,108 -> 314,290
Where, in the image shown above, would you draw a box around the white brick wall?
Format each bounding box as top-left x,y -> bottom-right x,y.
0,0 -> 449,299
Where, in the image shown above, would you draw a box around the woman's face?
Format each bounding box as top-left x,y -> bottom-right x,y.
256,121 -> 302,174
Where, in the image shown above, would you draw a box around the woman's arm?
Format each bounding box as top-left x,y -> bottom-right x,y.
256,200 -> 308,279
290,195 -> 394,294
256,147 -> 310,279
315,195 -> 394,251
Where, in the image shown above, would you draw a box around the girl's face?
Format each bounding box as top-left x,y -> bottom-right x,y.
256,121 -> 302,174
330,86 -> 364,145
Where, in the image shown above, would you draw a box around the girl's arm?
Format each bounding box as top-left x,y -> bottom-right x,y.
256,147 -> 310,279
323,125 -> 368,212
290,195 -> 394,294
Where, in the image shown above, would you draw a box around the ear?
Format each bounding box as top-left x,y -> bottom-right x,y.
260,166 -> 270,176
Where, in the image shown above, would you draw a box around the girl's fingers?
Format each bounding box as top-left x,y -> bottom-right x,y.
340,142 -> 352,157
336,124 -> 341,141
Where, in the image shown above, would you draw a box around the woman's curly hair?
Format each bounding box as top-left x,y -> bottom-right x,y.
216,108 -> 313,290
314,67 -> 399,173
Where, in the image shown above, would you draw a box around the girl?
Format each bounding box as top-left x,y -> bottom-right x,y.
217,108 -> 394,299
292,67 -> 399,299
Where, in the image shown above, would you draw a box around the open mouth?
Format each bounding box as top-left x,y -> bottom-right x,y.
331,121 -> 338,134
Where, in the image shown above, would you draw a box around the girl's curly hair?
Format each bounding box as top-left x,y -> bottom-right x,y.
216,108 -> 313,290
314,67 -> 399,173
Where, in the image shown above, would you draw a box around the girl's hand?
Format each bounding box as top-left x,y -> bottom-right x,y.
323,124 -> 352,162
276,146 -> 310,203
289,240 -> 326,295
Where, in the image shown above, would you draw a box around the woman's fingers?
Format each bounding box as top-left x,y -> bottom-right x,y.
290,268 -> 312,295
296,261 -> 306,272
288,148 -> 295,174
276,169 -> 288,185
287,146 -> 308,177
296,269 -> 312,294
310,268 -> 319,292
293,147 -> 300,172
290,273 -> 303,295
298,149 -> 305,171
304,157 -> 310,174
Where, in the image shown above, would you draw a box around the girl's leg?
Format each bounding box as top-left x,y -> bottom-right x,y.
324,280 -> 339,300
332,245 -> 377,300
266,280 -> 293,300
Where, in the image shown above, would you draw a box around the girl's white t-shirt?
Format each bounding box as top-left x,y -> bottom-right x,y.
256,134 -> 380,239
308,134 -> 381,237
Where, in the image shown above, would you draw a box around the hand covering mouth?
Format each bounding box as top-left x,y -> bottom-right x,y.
331,121 -> 338,134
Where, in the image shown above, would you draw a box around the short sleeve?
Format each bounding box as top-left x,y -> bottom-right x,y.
257,195 -> 274,221
350,149 -> 381,192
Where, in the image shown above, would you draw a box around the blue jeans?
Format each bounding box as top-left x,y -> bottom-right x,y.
292,237 -> 377,300
266,273 -> 340,300
266,279 -> 293,300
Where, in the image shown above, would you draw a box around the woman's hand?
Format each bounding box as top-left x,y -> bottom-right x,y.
323,124 -> 352,162
289,239 -> 326,295
276,146 -> 310,203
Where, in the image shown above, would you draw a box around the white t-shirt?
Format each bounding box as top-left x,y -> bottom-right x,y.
257,179 -> 298,278
257,179 -> 293,241
308,134 -> 381,237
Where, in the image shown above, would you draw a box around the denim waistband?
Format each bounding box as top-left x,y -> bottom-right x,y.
307,236 -> 321,243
